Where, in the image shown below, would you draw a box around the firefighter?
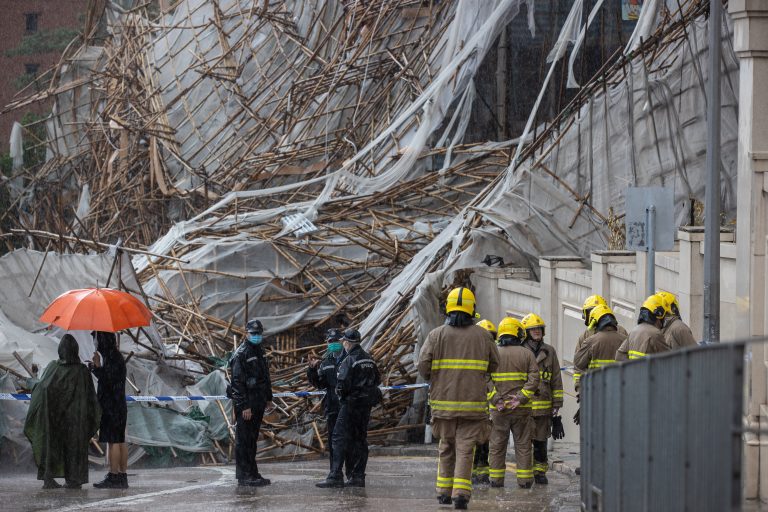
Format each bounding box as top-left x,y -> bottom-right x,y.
522,313 -> 563,485
656,291 -> 697,349
307,328 -> 346,474
316,328 -> 381,488
574,305 -> 627,379
229,319 -> 273,487
488,317 -> 539,488
418,287 -> 499,510
573,295 -> 628,390
471,319 -> 496,485
616,294 -> 669,361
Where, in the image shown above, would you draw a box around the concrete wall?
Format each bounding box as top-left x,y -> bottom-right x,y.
472,229 -> 737,445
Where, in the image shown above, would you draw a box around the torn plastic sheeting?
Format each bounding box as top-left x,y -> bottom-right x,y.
360,215 -> 465,348
184,371 -> 231,441
126,402 -> 214,452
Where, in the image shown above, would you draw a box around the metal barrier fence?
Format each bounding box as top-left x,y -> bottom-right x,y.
580,342 -> 744,511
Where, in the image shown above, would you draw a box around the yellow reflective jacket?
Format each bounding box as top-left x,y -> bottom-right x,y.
616,322 -> 669,361
662,315 -> 697,350
489,344 -> 539,416
573,324 -> 627,386
524,341 -> 563,416
573,328 -> 627,391
418,324 -> 500,419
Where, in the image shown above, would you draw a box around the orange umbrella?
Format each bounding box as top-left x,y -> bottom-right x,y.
39,288 -> 152,332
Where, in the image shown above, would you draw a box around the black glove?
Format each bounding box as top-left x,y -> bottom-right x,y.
552,415 -> 565,440
573,408 -> 580,425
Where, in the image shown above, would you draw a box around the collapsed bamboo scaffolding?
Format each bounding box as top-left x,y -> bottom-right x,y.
0,0 -> 713,459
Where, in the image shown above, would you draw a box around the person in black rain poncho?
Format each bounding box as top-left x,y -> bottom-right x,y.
229,319 -> 273,487
24,334 -> 101,489
90,331 -> 129,489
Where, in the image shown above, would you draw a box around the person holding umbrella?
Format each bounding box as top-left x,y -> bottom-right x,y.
39,287 -> 153,490
90,331 -> 129,489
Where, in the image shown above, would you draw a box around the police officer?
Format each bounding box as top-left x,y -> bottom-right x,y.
316,328 -> 381,488
230,319 -> 272,487
307,328 -> 347,474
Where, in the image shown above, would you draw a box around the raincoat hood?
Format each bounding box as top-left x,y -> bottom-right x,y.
58,334 -> 81,364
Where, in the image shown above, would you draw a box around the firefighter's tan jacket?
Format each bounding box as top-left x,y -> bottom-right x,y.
418,324 -> 500,419
616,321 -> 669,361
488,344 -> 539,416
573,328 -> 627,390
662,315 -> 697,350
524,341 -> 563,416
573,325 -> 627,387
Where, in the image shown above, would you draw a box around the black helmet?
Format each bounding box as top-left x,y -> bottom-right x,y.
325,328 -> 342,342
246,319 -> 264,335
341,328 -> 361,344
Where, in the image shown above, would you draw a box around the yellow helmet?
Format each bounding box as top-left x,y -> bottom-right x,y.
497,317 -> 525,340
656,290 -> 680,316
641,294 -> 667,321
476,319 -> 497,335
588,304 -> 616,331
445,287 -> 477,316
521,313 -> 546,338
582,295 -> 607,325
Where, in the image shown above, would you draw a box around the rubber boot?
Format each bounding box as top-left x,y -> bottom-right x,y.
453,495 -> 469,510
534,473 -> 548,485
437,494 -> 453,505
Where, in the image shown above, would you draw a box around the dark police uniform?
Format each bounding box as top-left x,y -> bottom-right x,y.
230,342 -> 272,484
327,344 -> 381,485
307,350 -> 348,472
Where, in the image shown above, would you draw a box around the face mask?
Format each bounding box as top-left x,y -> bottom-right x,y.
247,334 -> 263,345
327,342 -> 342,353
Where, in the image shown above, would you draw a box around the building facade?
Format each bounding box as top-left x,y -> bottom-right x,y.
0,0 -> 86,152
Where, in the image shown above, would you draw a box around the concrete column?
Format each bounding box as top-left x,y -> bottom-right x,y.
730,0 -> 768,501
539,256 -> 584,353
678,228 -> 706,340
591,251 -> 635,300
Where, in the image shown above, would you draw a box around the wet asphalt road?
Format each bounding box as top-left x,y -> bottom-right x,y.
1,456 -> 580,511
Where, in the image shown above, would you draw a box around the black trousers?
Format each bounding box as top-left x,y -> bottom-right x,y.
329,402 -> 371,480
473,441 -> 489,467
235,405 -> 265,481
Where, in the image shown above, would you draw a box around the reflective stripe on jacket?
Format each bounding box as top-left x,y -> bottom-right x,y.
573,329 -> 627,391
418,324 -> 500,419
489,345 -> 539,415
616,322 -> 669,362
573,325 -> 627,385
524,341 -> 563,417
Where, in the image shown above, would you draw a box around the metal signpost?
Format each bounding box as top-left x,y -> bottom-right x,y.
625,187 -> 675,296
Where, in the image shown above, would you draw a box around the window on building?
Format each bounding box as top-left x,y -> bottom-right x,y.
25,63 -> 40,76
25,13 -> 40,34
